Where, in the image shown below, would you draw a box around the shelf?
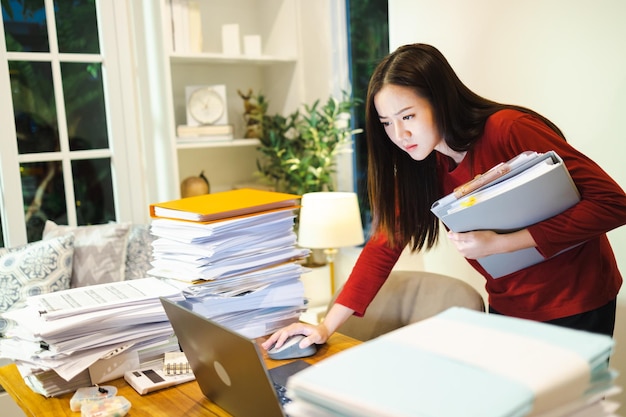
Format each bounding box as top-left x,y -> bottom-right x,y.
161,0 -> 302,197
176,138 -> 260,150
170,53 -> 297,66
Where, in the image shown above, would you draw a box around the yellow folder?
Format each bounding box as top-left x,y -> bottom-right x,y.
149,188 -> 301,222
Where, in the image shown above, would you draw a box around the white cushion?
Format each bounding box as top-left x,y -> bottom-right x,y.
43,221 -> 130,287
0,234 -> 74,335
124,224 -> 156,280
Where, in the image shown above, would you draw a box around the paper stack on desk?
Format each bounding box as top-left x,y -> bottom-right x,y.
147,189 -> 310,339
0,278 -> 185,397
286,308 -> 621,417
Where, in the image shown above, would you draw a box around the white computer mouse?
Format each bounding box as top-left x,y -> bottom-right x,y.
267,334 -> 317,360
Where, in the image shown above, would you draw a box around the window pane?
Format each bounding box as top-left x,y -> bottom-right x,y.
22,161 -> 66,242
2,0 -> 49,52
348,0 -> 389,236
61,62 -> 109,150
54,0 -> 99,54
72,158 -> 115,225
10,61 -> 59,154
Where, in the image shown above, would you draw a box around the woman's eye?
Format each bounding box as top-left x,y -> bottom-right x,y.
381,121 -> 391,127
402,114 -> 413,120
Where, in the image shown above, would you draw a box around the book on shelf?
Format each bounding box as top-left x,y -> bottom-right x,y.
149,188 -> 301,222
170,0 -> 202,53
177,124 -> 234,138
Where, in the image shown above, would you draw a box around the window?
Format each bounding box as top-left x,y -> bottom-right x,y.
0,0 -> 139,246
345,0 -> 389,237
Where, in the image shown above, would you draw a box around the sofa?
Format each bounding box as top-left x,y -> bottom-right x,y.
0,221 -> 155,415
329,270 -> 486,341
0,221 -> 155,335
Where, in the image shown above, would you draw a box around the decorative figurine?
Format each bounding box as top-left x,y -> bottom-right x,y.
237,88 -> 267,139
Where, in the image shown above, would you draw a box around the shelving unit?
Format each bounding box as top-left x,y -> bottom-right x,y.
175,138 -> 260,150
169,53 -> 297,65
158,0 -> 305,194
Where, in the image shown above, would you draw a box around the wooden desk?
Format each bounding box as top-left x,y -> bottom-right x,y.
0,333 -> 359,417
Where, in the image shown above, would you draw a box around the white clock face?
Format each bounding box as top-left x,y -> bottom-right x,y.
188,88 -> 225,125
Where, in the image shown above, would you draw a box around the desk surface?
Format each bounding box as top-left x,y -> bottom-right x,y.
0,333 -> 359,417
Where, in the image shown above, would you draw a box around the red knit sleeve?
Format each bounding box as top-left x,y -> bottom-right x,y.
334,232 -> 404,316
500,114 -> 626,257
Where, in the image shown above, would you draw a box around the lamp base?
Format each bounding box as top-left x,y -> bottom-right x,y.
324,248 -> 338,296
301,248 -> 327,268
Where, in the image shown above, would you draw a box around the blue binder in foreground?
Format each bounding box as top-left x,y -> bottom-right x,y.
285,308 -> 617,417
430,151 -> 580,278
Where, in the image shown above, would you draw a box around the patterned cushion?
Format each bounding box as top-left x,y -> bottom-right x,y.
0,233 -> 74,335
43,221 -> 131,287
124,224 -> 156,280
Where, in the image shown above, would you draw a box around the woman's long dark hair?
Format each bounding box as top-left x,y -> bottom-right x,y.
365,43 -> 565,251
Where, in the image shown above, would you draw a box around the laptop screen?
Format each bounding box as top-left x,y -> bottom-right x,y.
160,297 -> 301,417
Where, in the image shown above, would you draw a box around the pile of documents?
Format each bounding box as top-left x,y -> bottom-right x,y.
0,189 -> 310,397
147,188 -> 310,338
285,308 -> 621,417
0,278 -> 185,397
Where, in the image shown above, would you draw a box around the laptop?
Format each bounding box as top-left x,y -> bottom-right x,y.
160,297 -> 310,417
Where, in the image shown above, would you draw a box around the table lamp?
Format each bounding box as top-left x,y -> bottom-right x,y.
297,192 -> 365,295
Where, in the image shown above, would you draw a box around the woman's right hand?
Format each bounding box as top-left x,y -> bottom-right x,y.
261,321 -> 331,351
262,303 -> 355,351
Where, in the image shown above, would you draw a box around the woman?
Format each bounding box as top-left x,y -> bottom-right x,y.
263,43 -> 626,351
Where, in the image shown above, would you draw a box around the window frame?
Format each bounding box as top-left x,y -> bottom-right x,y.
0,0 -> 146,247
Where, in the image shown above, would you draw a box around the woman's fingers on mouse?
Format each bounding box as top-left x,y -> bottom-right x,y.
262,323 -> 303,350
299,336 -> 315,349
261,334 -> 278,350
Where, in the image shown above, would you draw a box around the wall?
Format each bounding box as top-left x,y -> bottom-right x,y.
388,0 -> 626,407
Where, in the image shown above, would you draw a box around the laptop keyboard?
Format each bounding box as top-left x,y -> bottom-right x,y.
268,360 -> 310,408
273,381 -> 292,405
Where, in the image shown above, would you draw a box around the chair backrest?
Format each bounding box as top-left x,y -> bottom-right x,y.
329,270 -> 485,341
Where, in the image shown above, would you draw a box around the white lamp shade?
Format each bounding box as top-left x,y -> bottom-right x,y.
298,192 -> 365,249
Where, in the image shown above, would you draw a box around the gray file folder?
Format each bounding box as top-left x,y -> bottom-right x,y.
431,151 -> 580,278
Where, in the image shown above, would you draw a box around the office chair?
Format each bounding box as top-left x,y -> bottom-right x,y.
328,270 -> 486,341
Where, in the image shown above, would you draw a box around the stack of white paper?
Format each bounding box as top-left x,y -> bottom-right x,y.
286,308 -> 621,417
147,209 -> 310,339
148,210 -> 308,281
0,278 -> 185,397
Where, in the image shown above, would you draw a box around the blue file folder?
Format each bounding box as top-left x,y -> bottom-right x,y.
430,151 -> 580,278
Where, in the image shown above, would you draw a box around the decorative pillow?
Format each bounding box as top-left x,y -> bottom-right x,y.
124,224 -> 156,280
43,221 -> 131,288
0,233 -> 74,336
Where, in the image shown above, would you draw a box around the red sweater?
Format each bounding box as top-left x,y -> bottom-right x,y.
336,110 -> 626,322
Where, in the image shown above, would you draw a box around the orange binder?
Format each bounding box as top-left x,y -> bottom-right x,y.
149,188 -> 301,222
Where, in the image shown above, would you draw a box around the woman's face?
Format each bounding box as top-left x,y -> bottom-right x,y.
374,84 -> 446,161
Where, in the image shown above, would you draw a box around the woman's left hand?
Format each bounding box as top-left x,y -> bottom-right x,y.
447,228 -> 537,259
447,230 -> 501,259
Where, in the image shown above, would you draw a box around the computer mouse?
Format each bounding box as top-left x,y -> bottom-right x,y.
267,334 -> 317,360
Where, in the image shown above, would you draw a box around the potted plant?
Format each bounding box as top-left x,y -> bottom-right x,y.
244,91 -> 362,196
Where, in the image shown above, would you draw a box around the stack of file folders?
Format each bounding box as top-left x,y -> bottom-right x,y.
147,188 -> 310,339
285,307 -> 621,417
431,150 -> 581,278
0,277 -> 185,397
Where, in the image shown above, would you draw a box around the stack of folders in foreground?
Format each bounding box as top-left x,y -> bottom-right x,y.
286,308 -> 621,417
0,278 -> 185,397
147,188 -> 310,339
